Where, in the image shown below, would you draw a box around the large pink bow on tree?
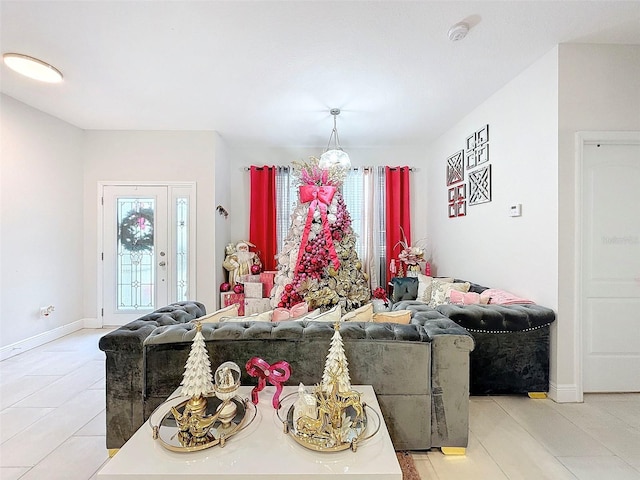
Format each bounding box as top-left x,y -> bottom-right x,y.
245,357 -> 291,408
295,185 -> 341,272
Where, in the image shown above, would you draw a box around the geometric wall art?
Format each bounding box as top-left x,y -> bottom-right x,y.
468,164 -> 492,205
466,124 -> 489,169
446,150 -> 464,186
446,124 -> 491,217
448,183 -> 467,218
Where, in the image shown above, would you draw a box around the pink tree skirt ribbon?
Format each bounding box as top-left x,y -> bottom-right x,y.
295,185 -> 341,272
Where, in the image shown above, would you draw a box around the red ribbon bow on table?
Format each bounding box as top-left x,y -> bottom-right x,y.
295,185 -> 341,272
245,357 -> 292,408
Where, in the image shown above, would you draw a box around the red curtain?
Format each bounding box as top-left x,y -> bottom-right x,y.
385,166 -> 412,282
250,166 -> 277,271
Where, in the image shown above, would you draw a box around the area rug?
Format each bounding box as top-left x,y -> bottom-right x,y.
397,451 -> 421,480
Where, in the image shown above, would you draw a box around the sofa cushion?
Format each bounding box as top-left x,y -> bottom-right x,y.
221,310 -> 273,322
341,302 -> 373,322
448,290 -> 481,305
305,304 -> 342,322
390,277 -> 419,302
198,304 -> 239,323
272,302 -> 309,321
372,309 -> 412,324
429,279 -> 470,307
417,275 -> 454,302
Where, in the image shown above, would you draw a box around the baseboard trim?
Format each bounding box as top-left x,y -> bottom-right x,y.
0,320 -> 84,361
83,317 -> 101,328
548,382 -> 582,403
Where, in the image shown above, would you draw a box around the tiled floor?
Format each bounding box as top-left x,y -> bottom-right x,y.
1,328 -> 639,479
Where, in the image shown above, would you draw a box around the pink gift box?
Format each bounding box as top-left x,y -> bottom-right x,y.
220,292 -> 245,316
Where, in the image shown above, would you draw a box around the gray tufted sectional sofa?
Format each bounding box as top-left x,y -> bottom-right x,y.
390,277 -> 557,396
98,301 -> 475,452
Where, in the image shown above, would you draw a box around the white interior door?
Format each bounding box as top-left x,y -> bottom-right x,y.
582,141 -> 640,392
103,185 -> 169,326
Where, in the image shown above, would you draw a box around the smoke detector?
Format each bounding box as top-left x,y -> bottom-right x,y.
448,22 -> 469,41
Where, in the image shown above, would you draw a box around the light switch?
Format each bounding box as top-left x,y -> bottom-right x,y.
509,204 -> 522,217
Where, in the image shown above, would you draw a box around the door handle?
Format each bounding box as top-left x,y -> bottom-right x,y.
159,261 -> 166,267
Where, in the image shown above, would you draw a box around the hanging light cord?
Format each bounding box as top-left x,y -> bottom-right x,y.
325,112 -> 342,152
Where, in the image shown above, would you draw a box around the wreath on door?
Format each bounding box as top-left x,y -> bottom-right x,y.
118,208 -> 154,253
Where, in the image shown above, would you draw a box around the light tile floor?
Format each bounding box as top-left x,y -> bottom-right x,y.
1,329 -> 639,479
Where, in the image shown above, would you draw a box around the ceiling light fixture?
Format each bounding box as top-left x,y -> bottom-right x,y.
3,53 -> 63,83
319,108 -> 351,170
448,22 -> 469,42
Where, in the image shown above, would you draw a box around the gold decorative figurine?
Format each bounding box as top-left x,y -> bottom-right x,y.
149,322 -> 256,452
279,321 -> 380,452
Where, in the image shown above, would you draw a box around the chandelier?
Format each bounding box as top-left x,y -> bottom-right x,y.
319,108 -> 351,170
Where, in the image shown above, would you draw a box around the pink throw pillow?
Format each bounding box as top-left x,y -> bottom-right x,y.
272,302 -> 309,321
449,290 -> 481,305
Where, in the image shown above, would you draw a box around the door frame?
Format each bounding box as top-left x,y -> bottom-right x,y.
574,131 -> 640,401
97,181 -> 197,327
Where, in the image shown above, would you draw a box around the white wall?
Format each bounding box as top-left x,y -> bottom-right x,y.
82,130 -> 220,315
557,44 -> 640,400
226,145 -> 429,246
426,47 -> 559,308
0,95 -> 85,353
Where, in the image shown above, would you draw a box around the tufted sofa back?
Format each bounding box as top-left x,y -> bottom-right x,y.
99,301 -> 206,353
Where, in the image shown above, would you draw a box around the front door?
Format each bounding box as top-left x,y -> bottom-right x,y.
101,184 -> 196,326
582,140 -> 640,392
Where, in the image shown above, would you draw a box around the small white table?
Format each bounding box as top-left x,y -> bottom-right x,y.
97,385 -> 401,480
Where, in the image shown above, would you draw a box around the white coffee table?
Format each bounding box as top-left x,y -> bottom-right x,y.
97,384 -> 401,479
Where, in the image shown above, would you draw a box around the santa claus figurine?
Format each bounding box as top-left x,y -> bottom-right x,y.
222,241 -> 262,287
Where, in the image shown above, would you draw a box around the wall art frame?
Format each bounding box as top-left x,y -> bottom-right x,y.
468,164 -> 492,205
446,150 -> 464,186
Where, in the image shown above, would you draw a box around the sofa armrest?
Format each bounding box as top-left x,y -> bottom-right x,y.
98,301 -> 206,450
419,317 -> 474,448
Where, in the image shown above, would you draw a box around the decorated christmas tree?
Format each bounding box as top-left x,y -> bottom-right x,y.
180,322 -> 214,399
271,157 -> 370,312
321,322 -> 352,393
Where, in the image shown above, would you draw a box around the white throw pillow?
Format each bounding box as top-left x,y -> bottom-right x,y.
429,280 -> 470,307
340,303 -> 373,322
220,310 -> 273,322
417,275 -> 454,303
305,304 -> 342,322
196,304 -> 239,323
417,274 -> 433,303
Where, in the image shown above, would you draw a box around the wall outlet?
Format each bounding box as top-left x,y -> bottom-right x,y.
509,204 -> 522,217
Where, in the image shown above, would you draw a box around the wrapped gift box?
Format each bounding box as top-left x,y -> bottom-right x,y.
260,271 -> 277,298
243,282 -> 264,299
220,292 -> 245,316
239,274 -> 261,283
244,298 -> 271,315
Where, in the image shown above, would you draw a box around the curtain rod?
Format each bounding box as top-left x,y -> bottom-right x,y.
245,166 -> 416,171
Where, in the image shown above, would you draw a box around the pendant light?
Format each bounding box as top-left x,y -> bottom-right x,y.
319,108 -> 351,170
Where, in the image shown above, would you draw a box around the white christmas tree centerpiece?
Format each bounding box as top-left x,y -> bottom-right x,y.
179,322 -> 214,416
321,321 -> 352,393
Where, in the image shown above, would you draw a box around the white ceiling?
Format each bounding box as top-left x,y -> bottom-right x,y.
1,1 -> 639,148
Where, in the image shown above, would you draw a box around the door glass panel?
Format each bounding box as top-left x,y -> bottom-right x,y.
175,197 -> 189,301
117,198 -> 155,310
